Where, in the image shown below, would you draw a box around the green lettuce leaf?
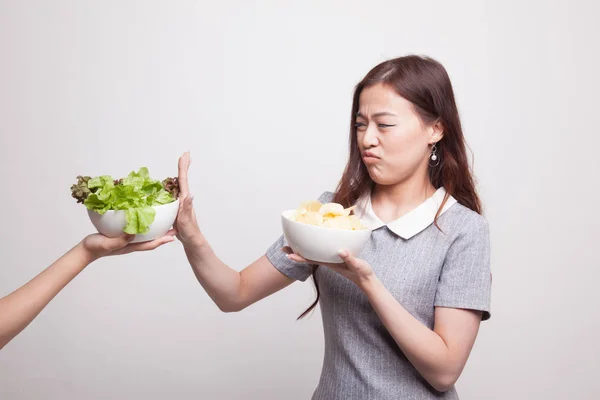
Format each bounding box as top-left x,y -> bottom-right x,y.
80,167 -> 175,234
124,207 -> 156,234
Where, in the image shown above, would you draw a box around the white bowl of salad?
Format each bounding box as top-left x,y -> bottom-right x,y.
71,167 -> 180,243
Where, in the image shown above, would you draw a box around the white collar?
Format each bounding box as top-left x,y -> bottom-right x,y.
355,187 -> 457,239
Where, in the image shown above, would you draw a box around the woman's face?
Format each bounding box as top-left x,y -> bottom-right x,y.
356,83 -> 443,186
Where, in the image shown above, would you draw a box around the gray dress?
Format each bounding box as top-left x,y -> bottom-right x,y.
266,188 -> 492,399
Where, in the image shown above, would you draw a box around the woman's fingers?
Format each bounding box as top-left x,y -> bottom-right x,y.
114,229 -> 178,255
177,151 -> 191,199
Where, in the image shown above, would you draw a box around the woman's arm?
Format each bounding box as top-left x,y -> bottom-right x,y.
362,277 -> 481,392
183,236 -> 294,312
287,249 -> 483,392
175,152 -> 295,312
0,232 -> 175,350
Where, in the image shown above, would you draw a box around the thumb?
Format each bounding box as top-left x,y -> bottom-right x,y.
178,195 -> 195,219
337,249 -> 360,267
183,194 -> 194,210
107,233 -> 136,250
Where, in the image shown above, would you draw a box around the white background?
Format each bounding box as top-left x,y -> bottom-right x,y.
1,1 -> 598,399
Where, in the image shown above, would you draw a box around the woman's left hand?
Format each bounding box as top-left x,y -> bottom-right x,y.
283,247 -> 376,289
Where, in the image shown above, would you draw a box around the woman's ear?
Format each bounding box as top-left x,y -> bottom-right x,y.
429,120 -> 444,144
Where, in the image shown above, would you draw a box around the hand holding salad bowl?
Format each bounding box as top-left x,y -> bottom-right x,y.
71,166 -> 180,245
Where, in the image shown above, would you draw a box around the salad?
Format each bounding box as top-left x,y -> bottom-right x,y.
71,167 -> 180,234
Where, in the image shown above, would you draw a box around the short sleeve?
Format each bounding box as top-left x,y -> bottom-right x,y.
434,216 -> 492,321
265,191 -> 334,282
266,234 -> 314,281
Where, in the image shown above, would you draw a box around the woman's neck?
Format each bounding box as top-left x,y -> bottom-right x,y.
371,177 -> 436,223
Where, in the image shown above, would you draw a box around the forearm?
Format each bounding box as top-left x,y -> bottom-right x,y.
0,243 -> 93,350
182,234 -> 244,312
361,278 -> 460,392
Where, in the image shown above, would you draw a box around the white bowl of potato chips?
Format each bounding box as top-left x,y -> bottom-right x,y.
281,200 -> 372,263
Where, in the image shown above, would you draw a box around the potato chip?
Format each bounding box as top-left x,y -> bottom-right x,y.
295,200 -> 323,221
294,211 -> 306,224
291,199 -> 366,230
323,215 -> 352,230
348,215 -> 364,230
341,205 -> 357,217
301,200 -> 323,212
319,203 -> 345,217
304,211 -> 323,226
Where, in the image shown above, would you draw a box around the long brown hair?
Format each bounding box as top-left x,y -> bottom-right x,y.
298,55 -> 482,320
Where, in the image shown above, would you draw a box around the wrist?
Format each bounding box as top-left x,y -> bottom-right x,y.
182,231 -> 207,249
74,241 -> 98,266
359,274 -> 383,296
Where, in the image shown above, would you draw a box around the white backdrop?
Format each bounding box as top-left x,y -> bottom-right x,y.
1,1 -> 598,399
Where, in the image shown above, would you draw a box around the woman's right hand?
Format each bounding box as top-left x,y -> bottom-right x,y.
175,152 -> 201,246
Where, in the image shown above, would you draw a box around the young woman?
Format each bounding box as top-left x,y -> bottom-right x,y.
174,55 -> 491,399
0,231 -> 176,350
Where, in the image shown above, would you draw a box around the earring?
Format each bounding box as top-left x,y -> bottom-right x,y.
429,142 -> 440,167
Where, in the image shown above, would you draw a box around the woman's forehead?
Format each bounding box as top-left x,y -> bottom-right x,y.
358,84 -> 412,116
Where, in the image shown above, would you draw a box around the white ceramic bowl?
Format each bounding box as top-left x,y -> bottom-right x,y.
87,200 -> 179,243
281,209 -> 372,263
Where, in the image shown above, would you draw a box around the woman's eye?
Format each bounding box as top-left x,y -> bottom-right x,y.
354,122 -> 394,129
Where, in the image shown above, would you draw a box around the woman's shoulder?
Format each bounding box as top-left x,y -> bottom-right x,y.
317,191 -> 335,203
443,201 -> 489,236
